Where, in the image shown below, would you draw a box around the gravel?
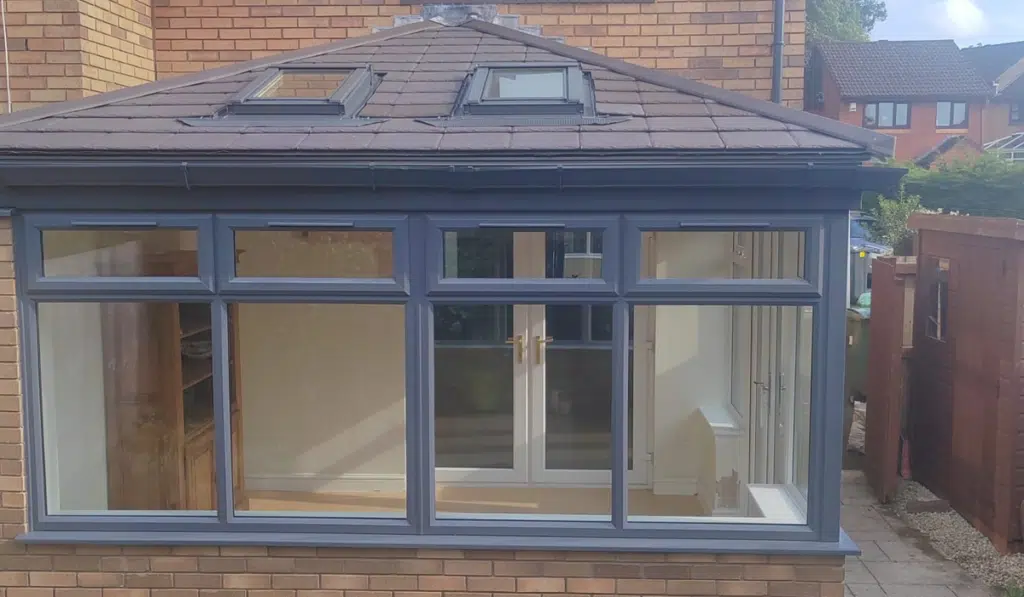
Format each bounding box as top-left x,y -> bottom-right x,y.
892,480 -> 1024,588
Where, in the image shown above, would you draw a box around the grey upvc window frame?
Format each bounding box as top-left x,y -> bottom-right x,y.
624,215 -> 823,301
459,64 -> 590,117
16,210 -> 850,552
217,214 -> 410,297
426,215 -> 619,297
936,101 -> 969,129
22,213 -> 215,295
226,66 -> 376,117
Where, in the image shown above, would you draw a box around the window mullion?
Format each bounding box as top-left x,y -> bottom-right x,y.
611,300 -> 628,529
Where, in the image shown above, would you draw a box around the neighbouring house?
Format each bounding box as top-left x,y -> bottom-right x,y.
805,40 -> 992,162
913,135 -> 985,170
962,41 -> 1024,145
1,0 -> 808,112
0,11 -> 901,596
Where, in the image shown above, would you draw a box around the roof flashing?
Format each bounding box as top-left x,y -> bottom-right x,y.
225,66 -> 378,117
459,63 -> 591,117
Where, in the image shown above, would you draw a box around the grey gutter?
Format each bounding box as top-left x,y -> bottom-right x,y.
772,0 -> 785,104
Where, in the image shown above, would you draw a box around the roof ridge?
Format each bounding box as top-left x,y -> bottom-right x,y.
0,20 -> 442,130
462,19 -> 893,155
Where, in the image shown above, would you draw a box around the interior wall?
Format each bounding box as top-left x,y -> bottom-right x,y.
236,232 -> 406,493
37,251 -> 111,512
650,231 -> 733,495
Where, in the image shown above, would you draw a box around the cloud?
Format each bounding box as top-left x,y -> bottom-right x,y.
938,0 -> 987,37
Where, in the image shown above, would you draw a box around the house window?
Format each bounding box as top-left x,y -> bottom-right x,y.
936,101 -> 968,128
459,64 -> 590,116
926,257 -> 950,341
1012,102 -> 1022,125
863,102 -> 910,129
19,212 -> 835,547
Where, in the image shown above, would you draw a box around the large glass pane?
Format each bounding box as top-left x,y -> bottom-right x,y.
952,102 -> 967,127
641,230 -> 805,280
254,70 -> 350,99
434,305 -> 515,470
38,301 -> 217,513
235,230 -> 393,278
484,68 -> 566,100
627,305 -> 811,523
877,102 -> 894,128
895,103 -> 909,127
937,102 -> 952,127
233,303 -> 406,517
42,229 -> 198,277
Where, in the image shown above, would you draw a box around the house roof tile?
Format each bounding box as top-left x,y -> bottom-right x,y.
0,18 -> 894,157
816,40 -> 992,100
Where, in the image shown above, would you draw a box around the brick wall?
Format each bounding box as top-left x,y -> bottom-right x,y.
0,0 -> 805,111
152,0 -> 805,106
2,0 -> 154,110
0,215 -> 844,596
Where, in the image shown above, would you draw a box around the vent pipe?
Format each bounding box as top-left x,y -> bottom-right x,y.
771,0 -> 785,104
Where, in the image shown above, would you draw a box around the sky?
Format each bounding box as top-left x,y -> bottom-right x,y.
871,0 -> 1024,46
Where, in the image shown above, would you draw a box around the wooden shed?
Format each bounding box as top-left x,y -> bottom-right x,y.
907,213 -> 1024,553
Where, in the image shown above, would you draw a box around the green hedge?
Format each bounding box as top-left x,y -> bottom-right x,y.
901,154 -> 1024,218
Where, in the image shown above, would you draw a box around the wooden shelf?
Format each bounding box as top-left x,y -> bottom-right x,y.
182,357 -> 213,390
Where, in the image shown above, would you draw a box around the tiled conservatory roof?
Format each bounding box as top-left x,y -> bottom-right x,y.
0,18 -> 894,156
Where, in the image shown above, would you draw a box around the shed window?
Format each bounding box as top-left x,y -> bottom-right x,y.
459,64 -> 589,116
225,67 -> 376,117
926,257 -> 950,341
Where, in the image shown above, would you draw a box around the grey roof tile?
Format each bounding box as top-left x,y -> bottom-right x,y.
790,131 -> 861,149
962,41 -> 1024,84
580,131 -> 652,149
296,133 -> 375,150
645,117 -> 717,132
157,133 -> 242,151
712,116 -> 789,131
509,131 -> 580,150
229,133 -> 310,150
817,40 -> 992,99
720,131 -> 799,149
369,132 -> 442,150
437,132 -> 512,150
707,103 -> 757,117
644,103 -> 711,117
650,132 -> 724,149
596,103 -> 645,116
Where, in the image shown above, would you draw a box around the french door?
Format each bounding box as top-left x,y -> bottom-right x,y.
434,231 -> 647,488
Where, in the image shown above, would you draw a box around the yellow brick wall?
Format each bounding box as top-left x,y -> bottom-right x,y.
151,0 -> 805,106
1,0 -> 154,110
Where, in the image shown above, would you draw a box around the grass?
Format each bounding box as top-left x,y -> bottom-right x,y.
1005,583 -> 1024,597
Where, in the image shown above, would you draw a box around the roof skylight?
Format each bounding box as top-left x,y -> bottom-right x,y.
225,66 -> 376,117
459,64 -> 590,116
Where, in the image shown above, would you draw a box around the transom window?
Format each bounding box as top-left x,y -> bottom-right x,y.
225,67 -> 376,117
459,64 -> 589,116
936,101 -> 968,128
863,102 -> 909,129
18,212 -> 840,550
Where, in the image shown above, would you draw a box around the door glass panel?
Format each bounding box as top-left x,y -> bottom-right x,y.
434,305 -> 515,470
42,229 -> 198,277
641,230 -> 806,280
235,230 -> 393,278
627,304 -> 811,523
544,305 -> 631,472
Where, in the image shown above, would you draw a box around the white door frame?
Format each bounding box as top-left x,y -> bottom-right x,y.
435,231 -> 650,487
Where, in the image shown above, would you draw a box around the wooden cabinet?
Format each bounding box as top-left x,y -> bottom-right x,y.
104,251 -> 245,511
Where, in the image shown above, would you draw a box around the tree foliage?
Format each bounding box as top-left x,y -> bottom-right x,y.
807,0 -> 888,43
865,154 -> 1024,255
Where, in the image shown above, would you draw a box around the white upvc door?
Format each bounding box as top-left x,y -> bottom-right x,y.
436,231 -> 649,488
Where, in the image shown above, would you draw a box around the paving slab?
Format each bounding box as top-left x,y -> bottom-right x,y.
841,471 -> 998,597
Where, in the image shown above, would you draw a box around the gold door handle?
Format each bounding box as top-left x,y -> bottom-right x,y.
506,335 -> 524,364
534,335 -> 554,364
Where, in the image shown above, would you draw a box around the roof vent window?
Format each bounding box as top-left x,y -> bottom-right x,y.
459,64 -> 591,116
225,67 -> 376,117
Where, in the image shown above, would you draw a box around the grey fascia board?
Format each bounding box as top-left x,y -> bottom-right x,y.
17,529 -> 860,556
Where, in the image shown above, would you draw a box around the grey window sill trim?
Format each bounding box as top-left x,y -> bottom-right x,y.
18,530 -> 860,556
